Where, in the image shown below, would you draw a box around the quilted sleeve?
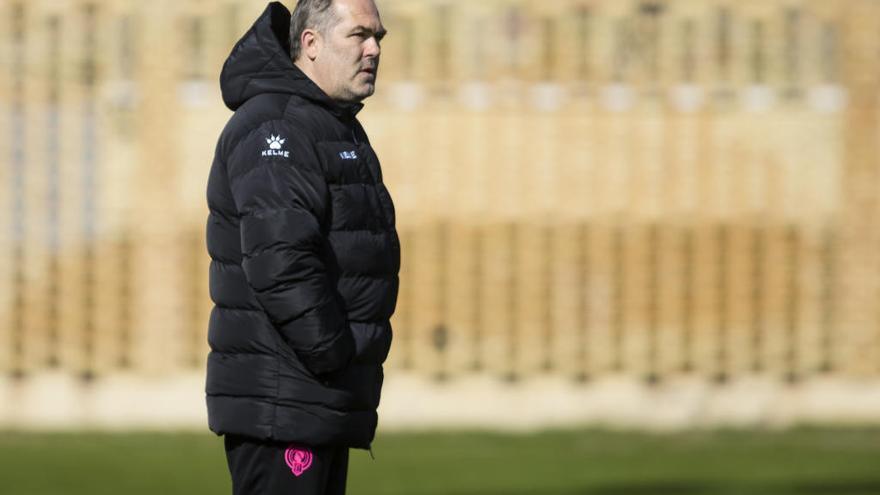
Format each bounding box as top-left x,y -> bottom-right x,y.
225,120 -> 354,376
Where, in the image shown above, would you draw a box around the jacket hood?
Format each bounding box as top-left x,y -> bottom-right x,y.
220,2 -> 363,117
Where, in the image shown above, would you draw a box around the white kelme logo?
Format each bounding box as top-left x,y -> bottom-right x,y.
262,134 -> 289,157
339,150 -> 358,160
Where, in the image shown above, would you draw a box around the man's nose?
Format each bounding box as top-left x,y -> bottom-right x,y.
363,37 -> 380,58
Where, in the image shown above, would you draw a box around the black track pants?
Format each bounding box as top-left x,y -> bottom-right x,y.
224,435 -> 349,495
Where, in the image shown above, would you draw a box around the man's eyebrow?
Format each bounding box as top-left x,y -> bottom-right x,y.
350,25 -> 388,37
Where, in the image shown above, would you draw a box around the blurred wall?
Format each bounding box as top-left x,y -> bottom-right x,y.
1,0 -> 880,428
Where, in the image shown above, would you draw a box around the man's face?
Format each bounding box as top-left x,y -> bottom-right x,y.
314,0 -> 386,103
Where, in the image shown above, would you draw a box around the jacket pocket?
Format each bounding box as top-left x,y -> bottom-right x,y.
324,363 -> 383,410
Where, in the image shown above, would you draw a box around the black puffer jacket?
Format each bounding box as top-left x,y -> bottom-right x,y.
205,2 -> 399,449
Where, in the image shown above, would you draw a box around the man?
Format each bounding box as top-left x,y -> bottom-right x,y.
205,0 -> 398,493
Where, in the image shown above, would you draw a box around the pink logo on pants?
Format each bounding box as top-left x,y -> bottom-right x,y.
284,445 -> 314,477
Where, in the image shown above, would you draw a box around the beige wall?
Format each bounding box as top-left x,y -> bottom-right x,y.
1,0 -> 878,394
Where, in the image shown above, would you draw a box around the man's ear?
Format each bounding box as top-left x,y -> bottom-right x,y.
302,28 -> 321,61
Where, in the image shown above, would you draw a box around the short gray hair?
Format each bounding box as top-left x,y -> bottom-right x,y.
289,0 -> 339,61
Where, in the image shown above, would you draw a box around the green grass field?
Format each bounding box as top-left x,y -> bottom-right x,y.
0,428 -> 878,495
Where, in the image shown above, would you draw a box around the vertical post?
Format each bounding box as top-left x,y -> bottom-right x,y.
470,225 -> 484,371
575,222 -> 590,381
714,223 -> 729,383
503,5 -> 524,80
100,10 -> 139,374
539,17 -> 556,82
505,221 -> 520,381
574,5 -> 591,84
432,220 -> 449,381
819,225 -> 836,373
541,225 -> 554,372
820,22 -> 839,85
750,224 -> 765,371
716,7 -> 732,89
638,2 -> 664,90
8,2 -> 27,379
80,2 -> 99,381
681,225 -> 695,372
46,14 -> 62,369
433,3 -> 451,95
645,222 -> 660,384
611,225 -> 625,372
131,0 -> 184,375
389,229 -> 414,371
783,8 -> 802,99
185,230 -> 205,369
750,20 -> 766,86
784,225 -> 801,382
681,19 -> 696,84
117,230 -> 133,369
838,0 -> 880,377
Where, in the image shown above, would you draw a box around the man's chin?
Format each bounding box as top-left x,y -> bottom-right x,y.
336,83 -> 376,104
354,84 -> 376,100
